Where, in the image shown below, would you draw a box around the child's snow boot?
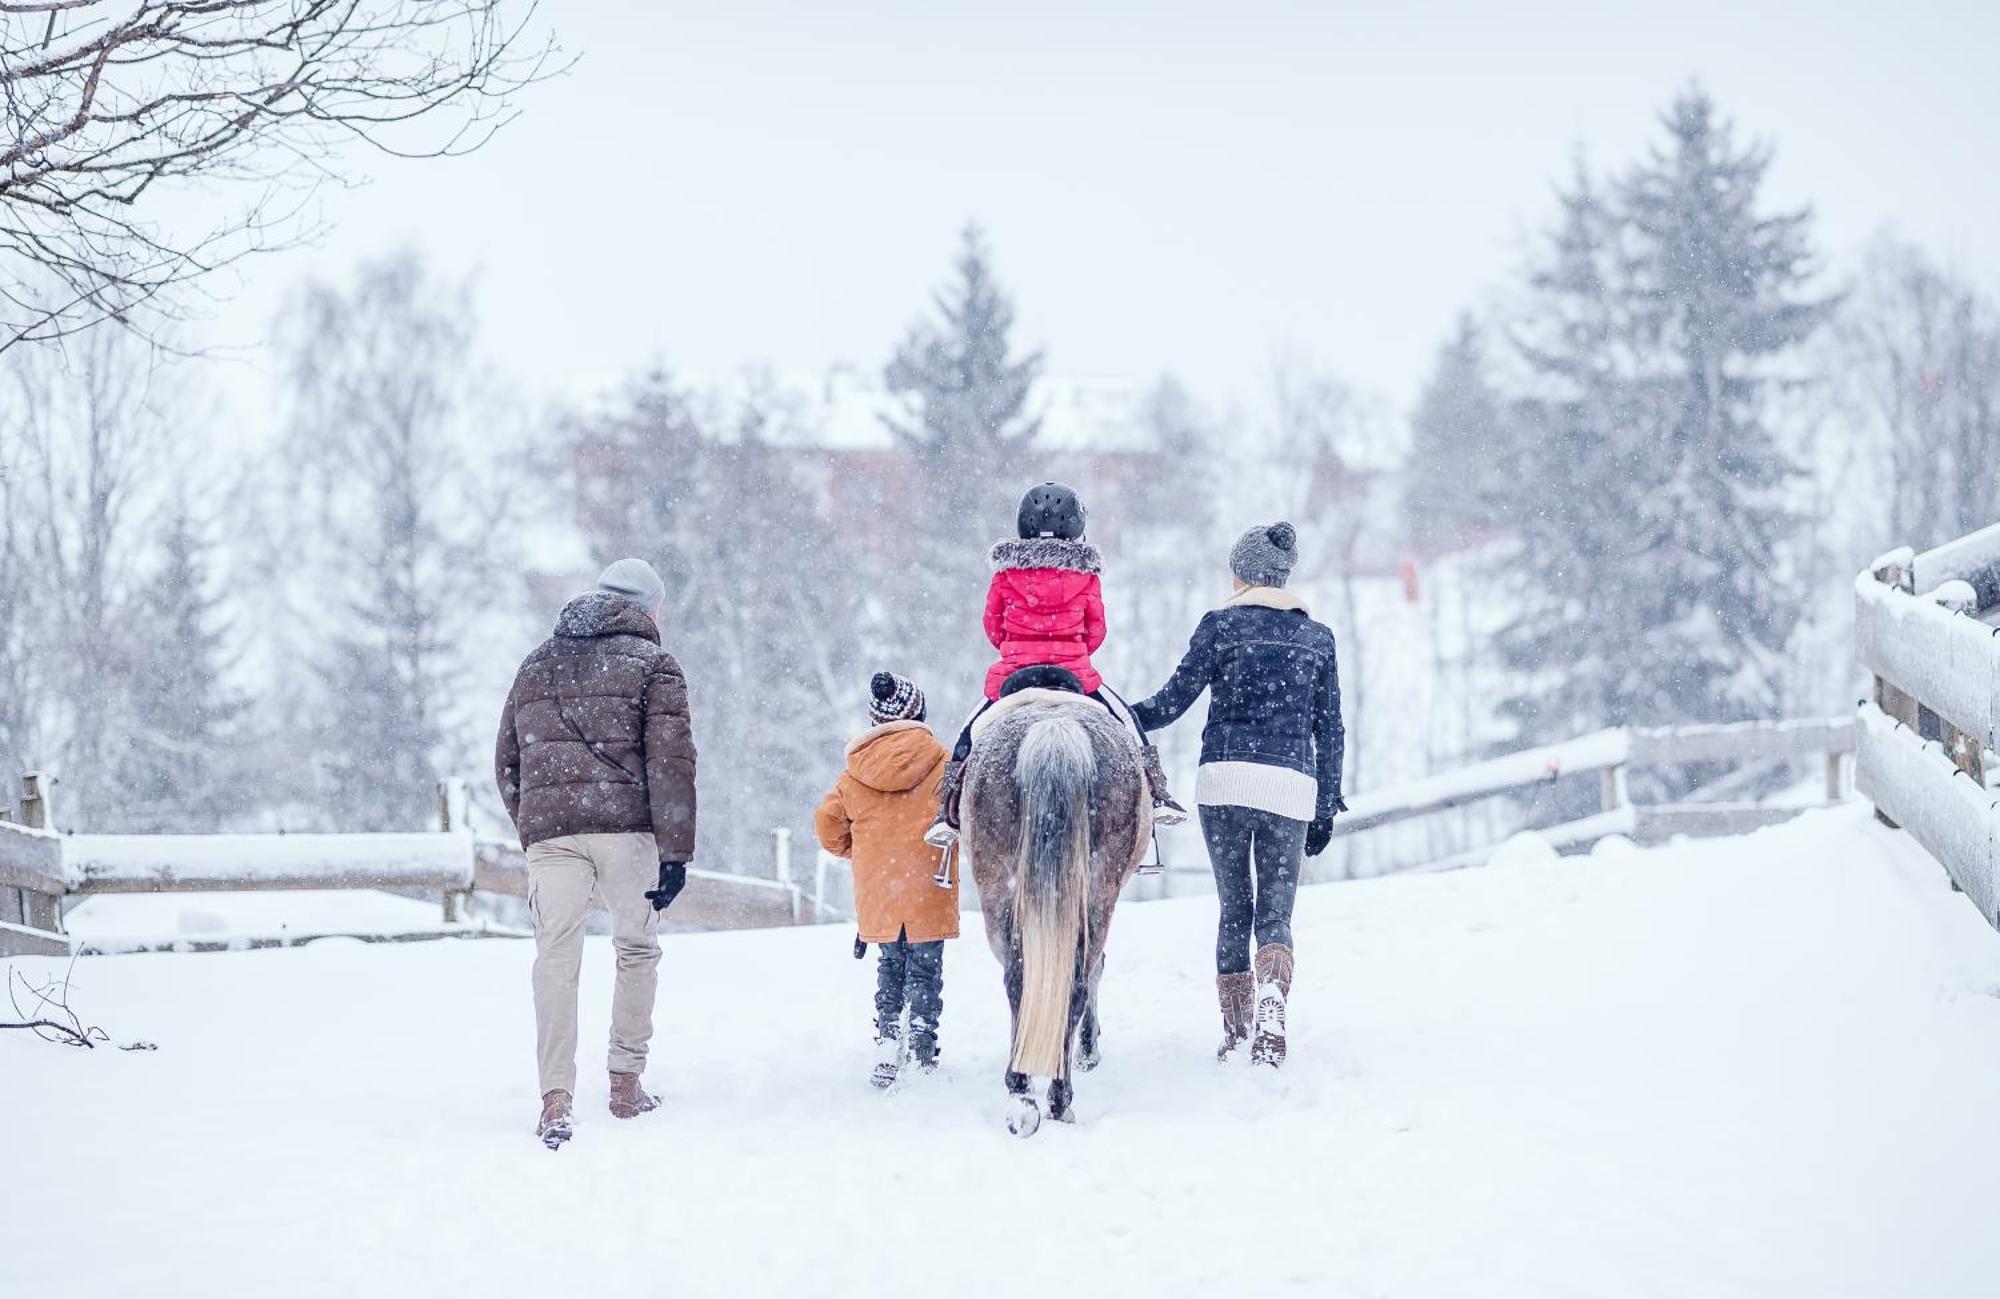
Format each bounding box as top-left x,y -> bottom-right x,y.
1250,943 -> 1294,1068
908,1016 -> 940,1073
1140,745 -> 1188,826
923,760 -> 964,847
608,1070 -> 659,1119
1215,971 -> 1255,1061
872,1022 -> 905,1090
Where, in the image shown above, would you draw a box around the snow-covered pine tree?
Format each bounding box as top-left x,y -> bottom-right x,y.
1406,314 -> 1510,557
881,226 -> 1043,722
1497,93 -> 1832,746
1615,89 -> 1833,725
112,501 -> 248,831
1494,163 -> 1643,745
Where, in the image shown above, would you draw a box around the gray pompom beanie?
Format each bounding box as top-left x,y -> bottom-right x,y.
1229,521 -> 1298,588
597,557 -> 666,614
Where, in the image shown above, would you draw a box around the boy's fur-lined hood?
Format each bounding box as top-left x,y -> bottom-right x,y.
989,537 -> 1102,574
843,720 -> 946,794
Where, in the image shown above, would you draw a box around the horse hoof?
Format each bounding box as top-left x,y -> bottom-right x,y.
1005,1095 -> 1042,1138
1076,1045 -> 1101,1073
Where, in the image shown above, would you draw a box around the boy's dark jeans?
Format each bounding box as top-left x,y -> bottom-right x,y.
875,929 -> 945,1057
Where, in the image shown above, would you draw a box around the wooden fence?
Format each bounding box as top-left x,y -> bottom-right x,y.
0,779 -> 826,957
1311,717 -> 1854,879
1,718 -> 1858,958
1854,522 -> 2000,930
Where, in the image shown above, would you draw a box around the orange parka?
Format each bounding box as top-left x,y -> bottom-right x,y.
813,721 -> 958,943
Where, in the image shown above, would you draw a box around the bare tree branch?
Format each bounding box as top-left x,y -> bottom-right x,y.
1,0 -> 563,348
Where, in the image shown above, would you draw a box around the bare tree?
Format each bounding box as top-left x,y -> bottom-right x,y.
0,1 -> 557,348
6,329 -> 172,823
1833,237 -> 2000,553
277,251 -> 504,830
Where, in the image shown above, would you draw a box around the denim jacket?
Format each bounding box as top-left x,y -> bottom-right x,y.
1132,586 -> 1345,819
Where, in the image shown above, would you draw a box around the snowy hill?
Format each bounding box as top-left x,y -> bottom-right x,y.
6,805 -> 2000,1298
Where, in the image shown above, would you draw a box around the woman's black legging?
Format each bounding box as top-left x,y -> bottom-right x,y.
1199,804 -> 1304,974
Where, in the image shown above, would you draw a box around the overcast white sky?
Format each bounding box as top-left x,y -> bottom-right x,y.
204,0 -> 2000,422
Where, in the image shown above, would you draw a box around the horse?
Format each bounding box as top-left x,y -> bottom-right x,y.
960,686 -> 1152,1136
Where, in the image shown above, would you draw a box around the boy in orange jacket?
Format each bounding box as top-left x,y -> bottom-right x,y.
813,672 -> 957,1089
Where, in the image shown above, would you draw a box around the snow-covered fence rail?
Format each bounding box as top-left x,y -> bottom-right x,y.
1855,525 -> 2000,930
1323,717 -> 1855,878
0,776 -> 829,957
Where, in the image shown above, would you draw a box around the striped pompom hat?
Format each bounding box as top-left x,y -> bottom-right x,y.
868,671 -> 926,725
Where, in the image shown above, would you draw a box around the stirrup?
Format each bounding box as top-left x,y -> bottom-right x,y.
1152,799 -> 1188,827
923,820 -> 959,849
931,839 -> 957,889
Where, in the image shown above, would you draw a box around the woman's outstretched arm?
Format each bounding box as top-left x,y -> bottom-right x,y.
1132,614 -> 1217,732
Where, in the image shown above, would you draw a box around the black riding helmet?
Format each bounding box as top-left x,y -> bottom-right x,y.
1016,481 -> 1085,540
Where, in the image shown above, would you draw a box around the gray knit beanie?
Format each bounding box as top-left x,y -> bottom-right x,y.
596,557 -> 666,614
1229,521 -> 1298,588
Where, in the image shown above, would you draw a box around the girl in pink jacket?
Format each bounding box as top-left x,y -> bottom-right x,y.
926,482 -> 1186,846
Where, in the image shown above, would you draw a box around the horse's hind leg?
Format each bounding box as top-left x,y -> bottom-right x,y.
1002,934 -> 1042,1136
1047,962 -> 1094,1123
1076,950 -> 1106,1073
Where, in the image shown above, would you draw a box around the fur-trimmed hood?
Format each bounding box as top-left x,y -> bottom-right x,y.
989,537 -> 1102,575
554,590 -> 662,642
1224,585 -> 1310,615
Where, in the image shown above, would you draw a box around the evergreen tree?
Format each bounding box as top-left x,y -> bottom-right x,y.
880,226 -> 1043,721
1495,94 -> 1831,745
1617,89 -> 1833,722
1406,314 -> 1510,556
113,502 -> 247,831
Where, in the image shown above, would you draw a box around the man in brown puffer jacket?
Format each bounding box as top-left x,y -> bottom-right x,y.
496,558 -> 697,1148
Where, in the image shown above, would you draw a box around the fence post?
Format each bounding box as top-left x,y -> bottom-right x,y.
18,773 -> 63,935
437,777 -> 473,924
1824,750 -> 1848,802
1868,554 -> 1918,827
1598,764 -> 1629,814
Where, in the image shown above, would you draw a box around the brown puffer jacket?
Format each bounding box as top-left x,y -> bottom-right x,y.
813,721 -> 956,943
496,592 -> 697,862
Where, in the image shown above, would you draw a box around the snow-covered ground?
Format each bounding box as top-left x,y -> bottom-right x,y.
6,805 -> 2000,1298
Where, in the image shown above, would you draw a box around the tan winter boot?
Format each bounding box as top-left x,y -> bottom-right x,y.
609,1070 -> 660,1119
1251,943 -> 1295,1068
1216,971 -> 1255,1061
536,1089 -> 573,1150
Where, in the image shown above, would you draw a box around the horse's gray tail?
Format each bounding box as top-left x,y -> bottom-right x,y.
1010,714 -> 1095,1079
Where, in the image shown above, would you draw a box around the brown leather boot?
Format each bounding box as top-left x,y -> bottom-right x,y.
1216,971 -> 1255,1060
923,760 -> 964,847
1139,744 -> 1188,825
536,1089 -> 573,1150
609,1070 -> 660,1119
1251,943 -> 1295,1068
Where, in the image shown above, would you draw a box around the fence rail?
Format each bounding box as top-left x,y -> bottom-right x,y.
1,711 -> 1864,956
0,777 -> 834,956
1320,717 -> 1853,878
1855,523 -> 2000,930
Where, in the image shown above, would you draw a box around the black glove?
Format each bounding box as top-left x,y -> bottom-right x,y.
1305,816 -> 1334,858
645,861 -> 687,912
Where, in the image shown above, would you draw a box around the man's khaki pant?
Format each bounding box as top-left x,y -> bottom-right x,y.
527,832 -> 662,1096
